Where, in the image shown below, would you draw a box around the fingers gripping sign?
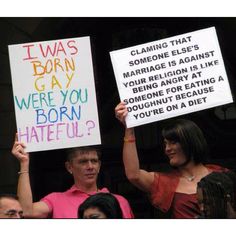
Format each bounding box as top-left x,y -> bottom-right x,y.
115,102 -> 128,126
12,133 -> 29,163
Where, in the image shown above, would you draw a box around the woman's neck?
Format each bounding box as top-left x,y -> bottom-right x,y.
178,162 -> 208,182
178,162 -> 203,177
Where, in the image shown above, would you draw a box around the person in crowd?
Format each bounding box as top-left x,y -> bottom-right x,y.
0,194 -> 23,219
197,171 -> 236,218
223,170 -> 236,214
12,136 -> 134,218
78,192 -> 123,219
115,102 -> 228,218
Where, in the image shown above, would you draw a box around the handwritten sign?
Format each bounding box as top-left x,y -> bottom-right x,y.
110,27 -> 233,128
9,36 -> 101,152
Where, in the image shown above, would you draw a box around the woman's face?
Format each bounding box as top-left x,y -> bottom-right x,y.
83,207 -> 107,219
164,139 -> 188,167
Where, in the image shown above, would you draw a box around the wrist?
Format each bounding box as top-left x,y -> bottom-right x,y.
124,128 -> 136,143
20,162 -> 29,170
18,170 -> 29,175
124,137 -> 136,143
125,128 -> 135,137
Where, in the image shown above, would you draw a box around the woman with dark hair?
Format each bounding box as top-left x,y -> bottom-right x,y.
197,171 -> 236,218
115,102 -> 227,218
223,170 -> 236,213
78,192 -> 123,219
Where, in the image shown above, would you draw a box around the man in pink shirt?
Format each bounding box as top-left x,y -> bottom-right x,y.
12,140 -> 134,218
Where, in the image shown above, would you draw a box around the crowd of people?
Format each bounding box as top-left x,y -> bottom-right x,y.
0,101 -> 236,219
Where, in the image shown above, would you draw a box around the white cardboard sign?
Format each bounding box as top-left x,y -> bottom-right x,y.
9,36 -> 101,152
110,27 -> 233,128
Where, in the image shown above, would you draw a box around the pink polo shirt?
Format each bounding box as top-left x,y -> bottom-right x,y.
41,185 -> 134,218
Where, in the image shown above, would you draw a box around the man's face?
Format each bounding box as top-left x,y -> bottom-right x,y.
67,150 -> 101,186
0,198 -> 23,219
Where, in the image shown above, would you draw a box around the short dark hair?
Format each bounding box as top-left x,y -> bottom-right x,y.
78,193 -> 123,219
162,119 -> 208,163
66,146 -> 101,162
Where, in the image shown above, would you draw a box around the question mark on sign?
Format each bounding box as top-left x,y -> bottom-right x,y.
86,120 -> 95,135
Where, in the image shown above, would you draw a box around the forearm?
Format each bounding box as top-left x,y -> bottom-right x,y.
115,102 -> 154,191
123,128 -> 140,181
17,161 -> 34,217
123,128 -> 155,192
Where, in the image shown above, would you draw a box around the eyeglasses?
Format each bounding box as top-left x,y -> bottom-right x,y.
1,209 -> 24,218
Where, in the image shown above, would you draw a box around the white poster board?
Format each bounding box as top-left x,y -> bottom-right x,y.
110,27 -> 233,128
9,36 -> 101,152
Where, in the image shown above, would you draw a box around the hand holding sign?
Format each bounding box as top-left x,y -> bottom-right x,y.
115,102 -> 128,126
12,133 -> 29,165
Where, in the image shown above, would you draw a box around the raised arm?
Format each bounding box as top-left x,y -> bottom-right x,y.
115,102 -> 154,193
12,135 -> 50,218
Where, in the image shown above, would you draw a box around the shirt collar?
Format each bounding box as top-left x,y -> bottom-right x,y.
68,185 -> 109,195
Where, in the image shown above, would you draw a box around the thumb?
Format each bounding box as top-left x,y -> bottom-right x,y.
15,133 -> 18,142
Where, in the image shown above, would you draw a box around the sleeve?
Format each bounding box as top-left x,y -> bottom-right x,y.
40,192 -> 56,213
206,164 -> 229,172
150,172 -> 179,212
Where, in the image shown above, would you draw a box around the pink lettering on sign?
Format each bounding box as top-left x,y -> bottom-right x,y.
17,120 -> 96,143
22,40 -> 79,61
22,44 -> 38,60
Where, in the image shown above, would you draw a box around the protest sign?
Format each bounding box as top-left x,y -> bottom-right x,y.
110,27 -> 233,128
9,36 -> 101,152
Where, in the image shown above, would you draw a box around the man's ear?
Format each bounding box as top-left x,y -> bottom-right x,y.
65,161 -> 73,174
98,160 -> 101,173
